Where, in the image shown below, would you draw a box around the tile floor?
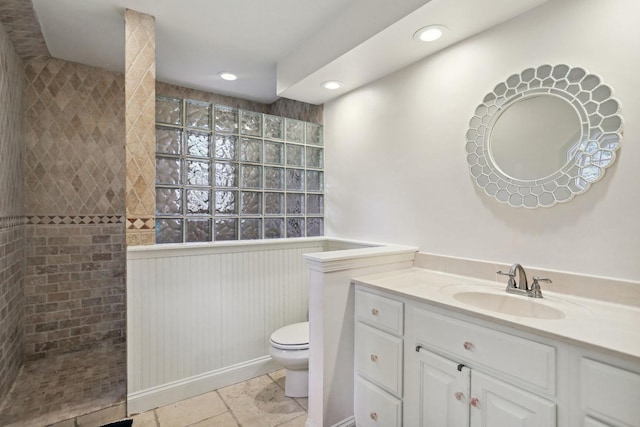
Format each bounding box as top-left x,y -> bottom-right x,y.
126,371 -> 307,427
0,341 -> 306,427
0,343 -> 126,427
47,370 -> 306,427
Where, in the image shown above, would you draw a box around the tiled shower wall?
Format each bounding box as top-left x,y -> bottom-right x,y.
1,0 -> 322,360
0,21 -> 25,399
22,56 -> 127,359
125,9 -> 156,246
19,56 -> 323,359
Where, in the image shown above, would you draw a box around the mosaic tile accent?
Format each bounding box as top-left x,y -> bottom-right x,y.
0,216 -> 26,228
27,215 -> 124,225
126,216 -> 155,230
0,18 -> 25,403
24,57 -> 125,216
0,0 -> 50,61
125,9 -> 156,245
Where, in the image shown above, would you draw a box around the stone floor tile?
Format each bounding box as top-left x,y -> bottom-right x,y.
47,418 -> 76,427
155,390 -> 227,426
218,375 -> 304,427
131,409 -> 159,427
268,369 -> 286,386
1,354 -> 307,427
294,397 -> 308,411
76,402 -> 127,426
276,415 -> 308,427
269,369 -> 308,411
187,411 -> 239,427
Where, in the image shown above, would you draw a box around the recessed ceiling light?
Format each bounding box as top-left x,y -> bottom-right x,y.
219,72 -> 237,81
414,25 -> 447,42
322,81 -> 343,90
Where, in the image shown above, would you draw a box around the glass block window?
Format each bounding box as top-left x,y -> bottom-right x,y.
155,95 -> 324,243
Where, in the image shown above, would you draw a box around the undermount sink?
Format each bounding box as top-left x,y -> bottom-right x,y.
453,291 -> 565,319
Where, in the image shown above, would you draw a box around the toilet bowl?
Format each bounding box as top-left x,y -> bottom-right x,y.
269,321 -> 309,398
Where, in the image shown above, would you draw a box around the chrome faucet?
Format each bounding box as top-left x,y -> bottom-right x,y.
497,264 -> 551,299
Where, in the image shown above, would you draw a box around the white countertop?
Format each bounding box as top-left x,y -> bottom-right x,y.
351,267 -> 640,361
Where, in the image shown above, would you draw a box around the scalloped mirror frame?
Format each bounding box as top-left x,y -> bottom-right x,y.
466,64 -> 623,208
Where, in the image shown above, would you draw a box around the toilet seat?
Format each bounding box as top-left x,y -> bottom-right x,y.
270,321 -> 309,350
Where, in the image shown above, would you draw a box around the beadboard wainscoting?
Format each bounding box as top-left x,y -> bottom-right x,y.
126,238 -> 371,414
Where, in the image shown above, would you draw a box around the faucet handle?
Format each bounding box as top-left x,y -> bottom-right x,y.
497,270 -> 517,289
530,276 -> 552,298
497,270 -> 515,277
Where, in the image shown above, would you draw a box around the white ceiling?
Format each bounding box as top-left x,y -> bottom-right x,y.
32,0 -> 551,105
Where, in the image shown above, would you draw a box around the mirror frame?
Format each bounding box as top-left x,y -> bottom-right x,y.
466,64 -> 623,208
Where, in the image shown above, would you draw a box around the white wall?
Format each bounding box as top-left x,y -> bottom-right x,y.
324,0 -> 640,282
127,239 -> 324,413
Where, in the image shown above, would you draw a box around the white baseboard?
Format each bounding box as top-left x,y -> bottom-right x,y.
127,356 -> 279,415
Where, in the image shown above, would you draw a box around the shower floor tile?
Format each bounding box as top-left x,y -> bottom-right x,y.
0,343 -> 126,427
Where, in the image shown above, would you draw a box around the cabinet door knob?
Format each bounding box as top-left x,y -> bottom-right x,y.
371,308 -> 379,316
463,341 -> 474,351
454,391 -> 465,401
370,411 -> 378,420
370,354 -> 378,362
470,397 -> 480,408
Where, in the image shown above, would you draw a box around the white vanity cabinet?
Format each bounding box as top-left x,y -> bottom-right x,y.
355,285 -> 558,427
405,306 -> 556,427
575,354 -> 640,427
410,347 -> 471,426
353,280 -> 640,427
354,288 -> 404,427
408,347 -> 556,427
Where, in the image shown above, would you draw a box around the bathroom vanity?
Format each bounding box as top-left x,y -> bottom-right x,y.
352,268 -> 640,427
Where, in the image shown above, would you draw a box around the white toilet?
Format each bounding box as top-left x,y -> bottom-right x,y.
269,321 -> 309,398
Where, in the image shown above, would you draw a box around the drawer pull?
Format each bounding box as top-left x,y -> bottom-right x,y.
454,391 -> 465,401
463,341 -> 474,351
371,308 -> 379,316
470,397 -> 480,408
370,411 -> 378,421
370,354 -> 378,362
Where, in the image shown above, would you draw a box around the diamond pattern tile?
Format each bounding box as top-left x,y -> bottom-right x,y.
23,56 -> 125,216
125,9 -> 156,244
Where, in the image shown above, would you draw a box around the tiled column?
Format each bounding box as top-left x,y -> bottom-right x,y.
125,9 -> 156,245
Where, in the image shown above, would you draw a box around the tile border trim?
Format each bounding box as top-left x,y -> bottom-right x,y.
26,215 -> 124,225
0,216 -> 27,229
126,217 -> 155,230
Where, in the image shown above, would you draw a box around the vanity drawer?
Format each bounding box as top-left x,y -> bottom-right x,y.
355,375 -> 402,427
580,358 -> 640,427
413,307 -> 556,394
355,288 -> 404,336
355,322 -> 403,396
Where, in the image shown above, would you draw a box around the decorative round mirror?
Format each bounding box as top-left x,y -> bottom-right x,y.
466,64 -> 623,208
